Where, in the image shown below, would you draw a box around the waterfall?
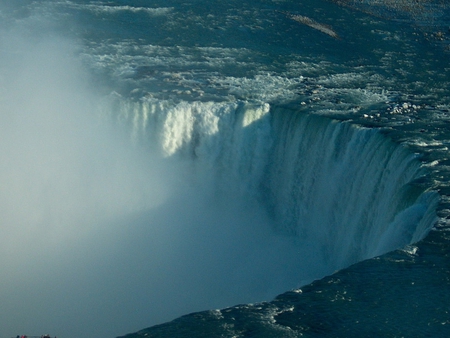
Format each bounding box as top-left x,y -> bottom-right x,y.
107,96 -> 439,270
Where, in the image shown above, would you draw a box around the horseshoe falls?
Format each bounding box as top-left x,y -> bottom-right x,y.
0,1 -> 449,337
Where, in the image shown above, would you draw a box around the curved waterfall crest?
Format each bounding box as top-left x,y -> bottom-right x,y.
106,96 -> 438,268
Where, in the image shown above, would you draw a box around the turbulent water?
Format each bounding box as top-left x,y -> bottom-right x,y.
0,1 -> 449,337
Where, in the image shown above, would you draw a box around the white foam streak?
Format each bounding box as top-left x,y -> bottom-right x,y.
58,1 -> 174,16
87,5 -> 173,16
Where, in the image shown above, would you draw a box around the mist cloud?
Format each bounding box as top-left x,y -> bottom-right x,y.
0,26 -> 174,337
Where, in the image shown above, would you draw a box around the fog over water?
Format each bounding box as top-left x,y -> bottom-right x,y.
0,31 -> 171,336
